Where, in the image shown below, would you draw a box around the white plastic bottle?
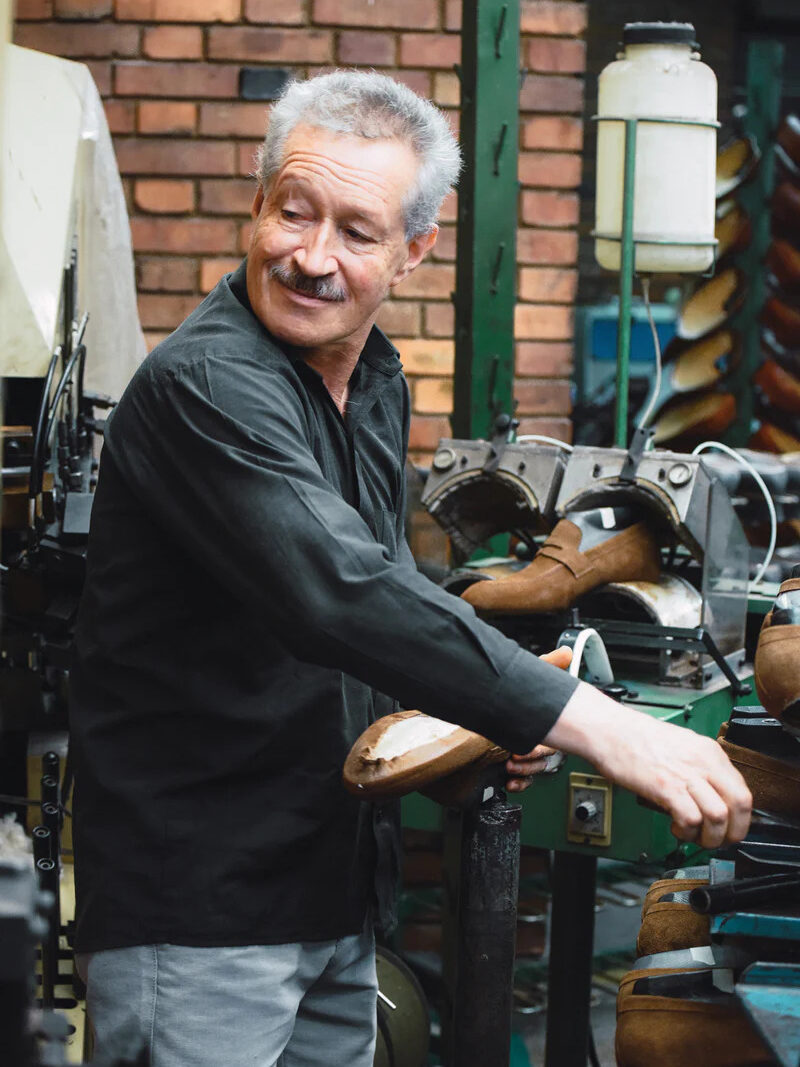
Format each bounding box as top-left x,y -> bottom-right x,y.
595,22 -> 718,273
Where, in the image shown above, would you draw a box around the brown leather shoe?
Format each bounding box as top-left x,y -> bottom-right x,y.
460,509 -> 661,616
763,294 -> 800,349
676,268 -> 746,341
716,199 -> 751,263
749,421 -> 800,453
754,574 -> 800,727
651,392 -> 736,448
716,134 -> 760,200
772,181 -> 800,243
754,359 -> 800,416
616,969 -> 773,1067
767,239 -> 800,295
342,710 -> 507,801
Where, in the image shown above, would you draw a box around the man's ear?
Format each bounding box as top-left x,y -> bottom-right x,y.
251,186 -> 265,220
390,225 -> 439,288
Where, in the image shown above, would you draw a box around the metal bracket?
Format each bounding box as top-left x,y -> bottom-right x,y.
618,425 -> 654,483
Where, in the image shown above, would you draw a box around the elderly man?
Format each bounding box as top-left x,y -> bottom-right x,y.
70,71 -> 750,1067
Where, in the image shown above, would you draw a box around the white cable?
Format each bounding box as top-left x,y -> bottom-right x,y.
515,434 -> 574,452
691,440 -> 777,586
636,275 -> 663,432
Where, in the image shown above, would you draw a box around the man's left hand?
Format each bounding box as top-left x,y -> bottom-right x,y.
506,646 -> 571,793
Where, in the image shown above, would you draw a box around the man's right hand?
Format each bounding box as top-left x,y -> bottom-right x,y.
542,681 -> 752,849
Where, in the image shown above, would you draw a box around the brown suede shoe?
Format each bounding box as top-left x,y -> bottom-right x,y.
636,900 -> 711,957
641,878 -> 710,920
460,513 -> 661,616
718,732 -> 800,818
616,970 -> 773,1067
754,576 -> 800,726
342,710 -> 507,801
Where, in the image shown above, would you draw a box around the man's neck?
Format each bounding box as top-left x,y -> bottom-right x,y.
300,325 -> 373,417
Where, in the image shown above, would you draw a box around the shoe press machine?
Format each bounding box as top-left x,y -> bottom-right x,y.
402,435 -> 758,1067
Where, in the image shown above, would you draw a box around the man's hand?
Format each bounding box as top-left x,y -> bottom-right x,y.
506,646 -> 571,792
542,681 -> 752,848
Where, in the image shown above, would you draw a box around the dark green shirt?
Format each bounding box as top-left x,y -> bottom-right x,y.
70,260 -> 578,952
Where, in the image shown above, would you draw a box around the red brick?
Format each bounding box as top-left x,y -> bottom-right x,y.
134,179 -> 195,214
518,267 -> 577,303
439,191 -> 457,223
517,228 -> 577,265
14,0 -> 53,18
514,303 -> 573,341
200,178 -> 257,215
391,69 -> 433,98
115,139 -> 236,176
208,26 -> 332,62
399,33 -> 460,68
137,255 -> 198,292
139,293 -> 202,330
116,62 -> 239,98
394,263 -> 454,299
519,74 -> 583,114
338,30 -> 395,67
375,301 -> 421,336
238,219 -> 255,253
85,59 -> 112,94
131,216 -> 238,254
138,102 -> 197,135
15,21 -> 139,56
237,142 -> 261,176
515,341 -> 573,377
522,115 -> 583,151
409,415 -> 450,451
414,377 -> 453,414
116,0 -> 240,19
143,25 -> 203,59
514,378 -> 571,416
444,0 -> 460,30
431,225 -> 455,262
200,257 -> 242,292
314,0 -> 437,28
199,102 -> 270,138
515,416 -> 572,442
396,339 -> 454,374
521,189 -> 579,227
144,331 -> 171,352
54,0 -> 111,17
520,0 -> 587,35
424,302 -> 453,338
526,36 -> 586,74
104,99 -> 136,134
433,71 -> 460,107
244,0 -> 305,21
519,151 -> 582,188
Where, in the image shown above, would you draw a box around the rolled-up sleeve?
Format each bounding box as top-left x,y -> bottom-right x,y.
106,355 -> 578,754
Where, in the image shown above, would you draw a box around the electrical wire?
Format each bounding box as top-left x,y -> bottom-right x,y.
691,440 -> 777,586
515,434 -> 574,452
636,275 -> 662,434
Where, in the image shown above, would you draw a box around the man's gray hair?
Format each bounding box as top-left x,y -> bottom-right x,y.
256,70 -> 461,239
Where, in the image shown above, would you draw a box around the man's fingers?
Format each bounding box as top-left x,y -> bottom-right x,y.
686,779 -> 731,850
707,761 -> 752,844
540,646 -> 572,671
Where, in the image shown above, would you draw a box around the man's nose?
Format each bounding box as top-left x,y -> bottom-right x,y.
292,222 -> 338,277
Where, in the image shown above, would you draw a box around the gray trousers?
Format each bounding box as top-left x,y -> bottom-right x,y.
81,925 -> 377,1067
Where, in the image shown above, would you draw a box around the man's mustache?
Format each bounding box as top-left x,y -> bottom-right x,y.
269,263 -> 347,303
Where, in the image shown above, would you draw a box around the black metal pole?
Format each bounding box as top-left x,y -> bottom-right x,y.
450,793 -> 521,1067
545,851 -> 598,1067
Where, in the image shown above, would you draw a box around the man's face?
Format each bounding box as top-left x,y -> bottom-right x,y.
246,123 -> 436,352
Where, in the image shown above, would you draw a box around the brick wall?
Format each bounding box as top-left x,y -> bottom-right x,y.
13,0 -> 586,465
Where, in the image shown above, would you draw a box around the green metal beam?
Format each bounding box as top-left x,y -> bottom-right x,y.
452,0 -> 520,440
723,40 -> 784,447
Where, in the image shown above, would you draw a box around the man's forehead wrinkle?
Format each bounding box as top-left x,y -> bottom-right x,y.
278,149 -> 407,206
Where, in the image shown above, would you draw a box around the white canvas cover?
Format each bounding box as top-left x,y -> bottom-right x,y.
1,44 -> 145,399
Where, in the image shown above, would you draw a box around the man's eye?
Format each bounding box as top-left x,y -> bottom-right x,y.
345,228 -> 373,243
281,209 -> 302,221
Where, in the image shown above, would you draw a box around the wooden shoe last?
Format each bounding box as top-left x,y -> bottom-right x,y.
460,517 -> 661,616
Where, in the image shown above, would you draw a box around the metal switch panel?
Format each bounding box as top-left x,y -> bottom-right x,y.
567,772 -> 612,846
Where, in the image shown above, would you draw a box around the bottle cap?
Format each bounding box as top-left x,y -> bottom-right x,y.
622,22 -> 699,49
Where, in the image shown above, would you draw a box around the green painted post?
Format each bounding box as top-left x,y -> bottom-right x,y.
614,118 -> 637,449
452,0 -> 519,441
723,41 -> 784,447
